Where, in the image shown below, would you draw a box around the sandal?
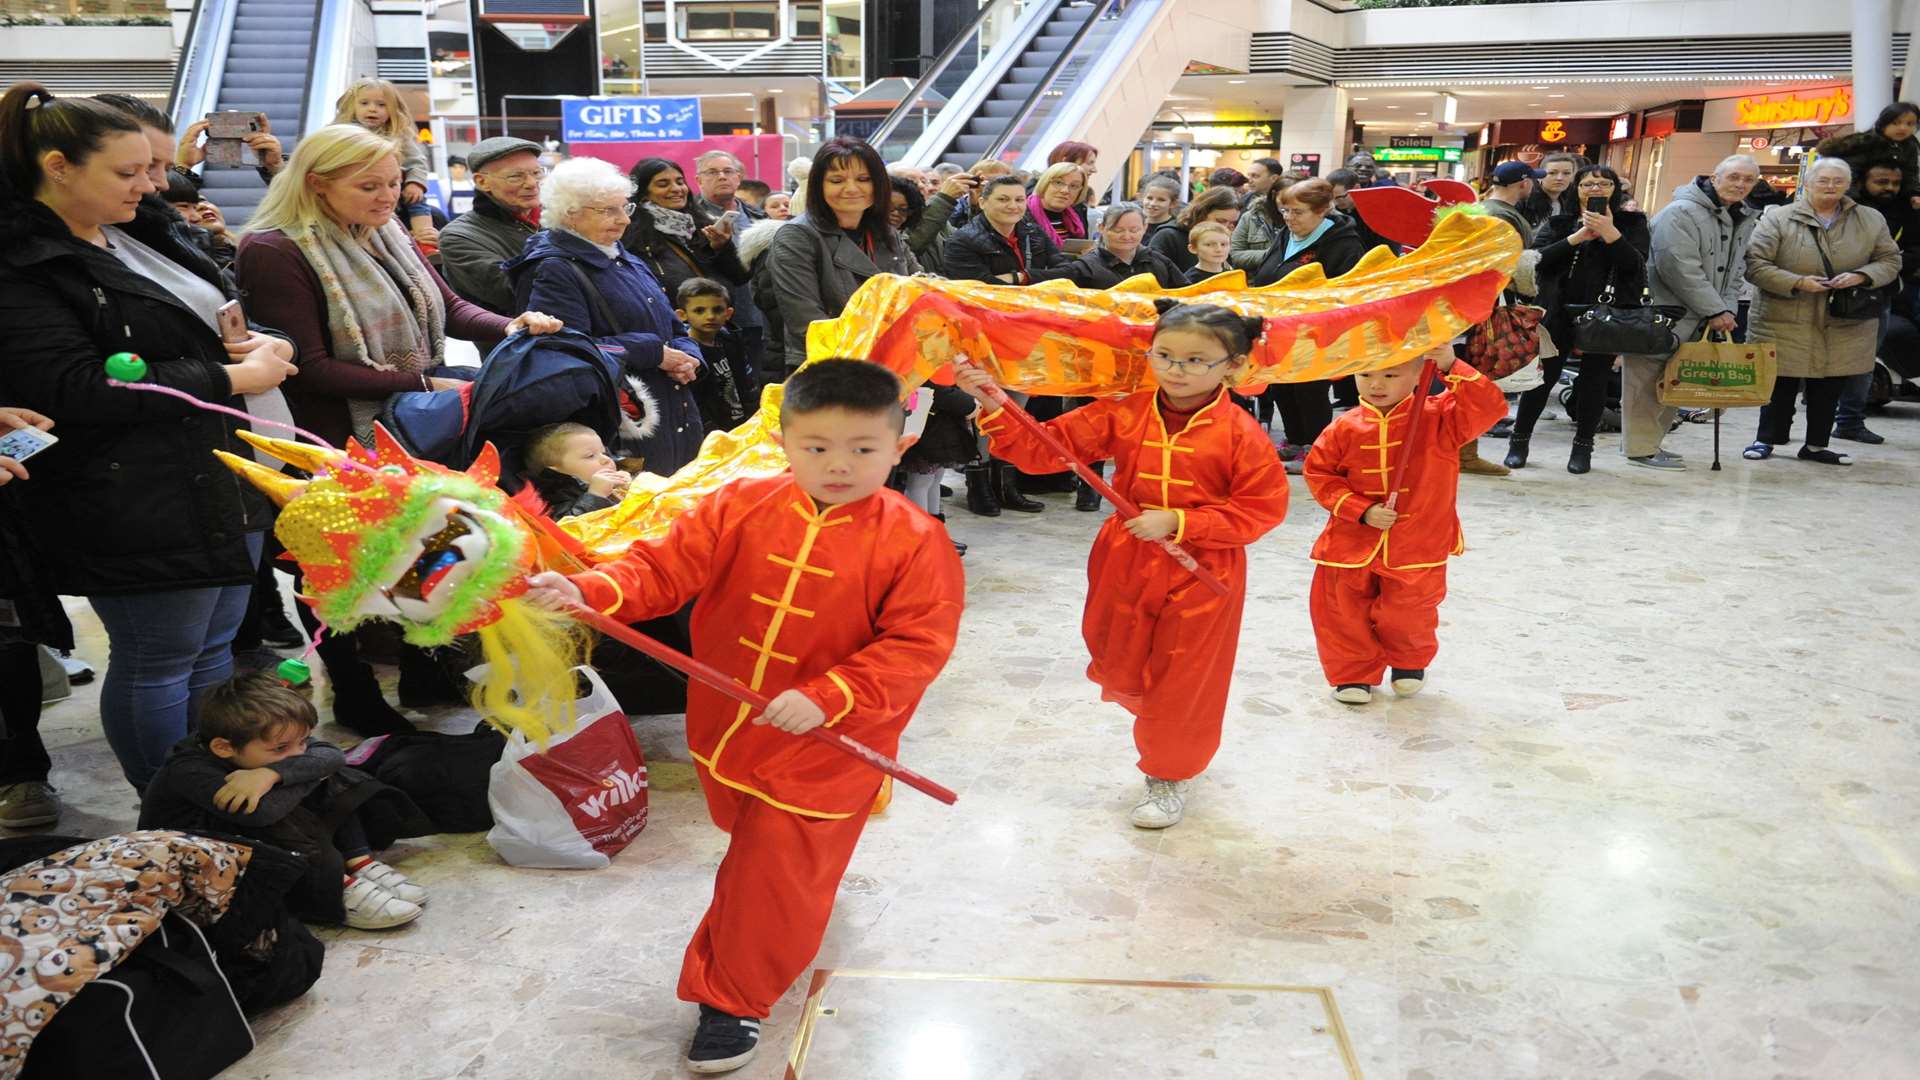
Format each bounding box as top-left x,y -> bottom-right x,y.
1797,446 -> 1852,466
1742,441 -> 1773,460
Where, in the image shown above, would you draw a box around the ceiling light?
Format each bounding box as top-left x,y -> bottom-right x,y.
1415,112 -> 1427,116
1527,103 -> 1540,107
1386,105 -> 1399,109
768,89 -> 782,94
1353,97 -> 1368,101
1228,79 -> 1246,84
1531,85 -> 1550,90
1549,94 -> 1565,98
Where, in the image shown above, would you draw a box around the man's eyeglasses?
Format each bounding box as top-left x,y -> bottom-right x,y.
484,167 -> 548,185
698,167 -> 743,178
583,203 -> 636,219
1147,350 -> 1235,375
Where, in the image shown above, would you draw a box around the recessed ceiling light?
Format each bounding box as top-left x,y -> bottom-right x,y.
1527,103 -> 1541,107
1353,97 -> 1368,101
1228,79 -> 1245,84
1386,105 -> 1400,109
768,89 -> 782,94
1415,112 -> 1428,116
1549,94 -> 1565,98
1531,85 -> 1550,90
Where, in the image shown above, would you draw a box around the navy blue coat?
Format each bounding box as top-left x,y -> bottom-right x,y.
504,229 -> 706,476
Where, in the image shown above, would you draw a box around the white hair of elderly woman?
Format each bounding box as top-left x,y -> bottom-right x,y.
1805,157 -> 1853,184
1713,154 -> 1760,176
540,157 -> 635,224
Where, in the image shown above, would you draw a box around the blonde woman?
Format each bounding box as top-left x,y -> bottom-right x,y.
233,124 -> 558,733
1028,161 -> 1088,248
334,78 -> 437,246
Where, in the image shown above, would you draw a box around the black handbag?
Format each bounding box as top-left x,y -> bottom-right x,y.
1570,284 -> 1684,356
1808,223 -> 1888,321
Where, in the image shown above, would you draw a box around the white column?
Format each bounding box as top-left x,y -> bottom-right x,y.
1853,0 -> 1894,124
1279,87 -> 1351,177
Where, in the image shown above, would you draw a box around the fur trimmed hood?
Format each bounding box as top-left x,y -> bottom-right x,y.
735,216 -> 796,270
622,373 -> 661,441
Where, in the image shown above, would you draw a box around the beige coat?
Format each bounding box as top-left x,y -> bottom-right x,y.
1744,196 -> 1901,378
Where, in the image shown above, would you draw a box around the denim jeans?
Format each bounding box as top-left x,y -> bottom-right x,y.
86,532 -> 263,791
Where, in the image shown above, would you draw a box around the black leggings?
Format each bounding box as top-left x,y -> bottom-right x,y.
0,643 -> 50,786
1264,380 -> 1333,447
1755,374 -> 1846,448
1514,352 -> 1612,443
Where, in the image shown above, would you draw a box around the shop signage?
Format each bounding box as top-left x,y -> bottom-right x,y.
1609,114 -> 1632,141
1371,146 -> 1463,163
561,96 -> 702,142
1289,152 -> 1322,176
1491,118 -> 1609,146
1390,135 -> 1433,147
1702,85 -> 1852,132
1540,120 -> 1569,143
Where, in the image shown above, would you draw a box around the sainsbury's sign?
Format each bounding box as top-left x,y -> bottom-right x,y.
1705,86 -> 1852,131
562,97 -> 702,142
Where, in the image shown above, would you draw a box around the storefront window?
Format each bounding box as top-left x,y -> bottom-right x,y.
679,2 -> 777,40
825,0 -> 860,82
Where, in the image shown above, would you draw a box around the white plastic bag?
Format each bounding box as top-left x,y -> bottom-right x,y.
1495,355 -> 1544,393
486,666 -> 648,869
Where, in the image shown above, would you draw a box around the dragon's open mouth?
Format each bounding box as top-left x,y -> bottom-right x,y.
373,502 -> 496,624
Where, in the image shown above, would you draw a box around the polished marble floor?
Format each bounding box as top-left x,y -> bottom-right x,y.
21,405 -> 1920,1079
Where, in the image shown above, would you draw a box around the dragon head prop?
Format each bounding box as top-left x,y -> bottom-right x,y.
217,425 -> 531,646
216,425 -> 584,741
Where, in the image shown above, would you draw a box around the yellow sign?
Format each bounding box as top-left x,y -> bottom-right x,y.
1735,87 -> 1852,129
1540,120 -> 1567,143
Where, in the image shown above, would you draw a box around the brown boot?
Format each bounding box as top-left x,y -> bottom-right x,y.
1459,439 -> 1510,476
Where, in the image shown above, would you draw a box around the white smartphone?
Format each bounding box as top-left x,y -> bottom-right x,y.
0,424 -> 57,463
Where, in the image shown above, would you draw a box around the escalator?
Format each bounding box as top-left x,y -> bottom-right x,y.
171,0 -> 358,225
936,1 -> 1116,168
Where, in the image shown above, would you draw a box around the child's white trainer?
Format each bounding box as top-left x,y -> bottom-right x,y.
343,876 -> 423,930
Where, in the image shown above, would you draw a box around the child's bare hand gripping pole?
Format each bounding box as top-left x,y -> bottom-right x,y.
526,576 -> 959,805
950,360 -> 1231,599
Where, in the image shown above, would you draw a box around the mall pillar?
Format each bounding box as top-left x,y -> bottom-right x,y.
1854,0 -> 1893,124
1279,88 -> 1351,177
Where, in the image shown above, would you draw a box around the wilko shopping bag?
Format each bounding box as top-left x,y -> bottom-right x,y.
486,666 -> 648,869
1658,338 -> 1778,408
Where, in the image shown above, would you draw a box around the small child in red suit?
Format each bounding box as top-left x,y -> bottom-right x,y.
527,360 -> 965,1074
1303,344 -> 1506,704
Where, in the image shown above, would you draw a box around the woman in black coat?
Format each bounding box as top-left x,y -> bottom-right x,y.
1250,178 -> 1367,460
1507,165 -> 1650,474
620,157 -> 750,303
0,84 -> 298,792
1067,202 -> 1186,290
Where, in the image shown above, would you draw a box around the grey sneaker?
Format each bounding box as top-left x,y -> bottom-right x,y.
0,783 -> 61,828
1654,448 -> 1685,462
1129,777 -> 1190,829
1628,454 -> 1685,471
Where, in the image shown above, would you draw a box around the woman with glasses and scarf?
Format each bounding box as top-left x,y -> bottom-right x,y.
1506,165 -> 1649,475
620,157 -> 750,312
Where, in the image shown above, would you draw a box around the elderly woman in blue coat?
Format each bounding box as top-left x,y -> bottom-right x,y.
506,156 -> 706,476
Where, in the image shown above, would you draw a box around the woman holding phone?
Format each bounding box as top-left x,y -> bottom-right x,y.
1508,165 -> 1650,475
0,83 -> 298,795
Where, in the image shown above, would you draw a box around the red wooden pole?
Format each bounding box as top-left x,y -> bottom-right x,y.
1384,360 -> 1437,511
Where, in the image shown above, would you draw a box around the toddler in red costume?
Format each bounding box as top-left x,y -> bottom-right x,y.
1303,344 -> 1506,704
527,360 -> 965,1074
954,303 -> 1289,830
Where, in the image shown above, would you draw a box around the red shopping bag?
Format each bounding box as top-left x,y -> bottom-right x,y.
486,666 -> 648,868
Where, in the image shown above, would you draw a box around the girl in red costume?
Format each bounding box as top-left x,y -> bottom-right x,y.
954,303 -> 1289,830
1302,344 -> 1506,704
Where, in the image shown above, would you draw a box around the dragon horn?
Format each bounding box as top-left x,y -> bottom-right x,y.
234,430 -> 350,474
214,450 -> 310,507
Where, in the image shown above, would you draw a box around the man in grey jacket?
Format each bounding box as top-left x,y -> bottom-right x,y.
438,137 -> 545,315
1624,155 -> 1761,468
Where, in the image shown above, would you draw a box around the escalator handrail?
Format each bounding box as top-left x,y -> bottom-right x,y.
302,0 -> 357,137
981,0 -> 1120,165
170,0 -> 242,134
869,0 -> 1015,150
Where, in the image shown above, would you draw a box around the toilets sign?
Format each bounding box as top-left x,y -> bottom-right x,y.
562,97 -> 702,143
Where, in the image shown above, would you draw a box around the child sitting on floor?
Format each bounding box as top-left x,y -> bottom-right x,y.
1302,342 -> 1506,704
521,421 -> 632,520
138,672 -> 434,929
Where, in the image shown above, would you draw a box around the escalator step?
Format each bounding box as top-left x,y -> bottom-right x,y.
233,16 -> 313,30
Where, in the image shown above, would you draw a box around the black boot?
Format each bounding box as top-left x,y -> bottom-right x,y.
317,632 -> 416,736
963,463 -> 1001,517
1567,439 -> 1594,475
995,462 -> 1045,513
1503,436 -> 1531,470
397,643 -> 471,708
1075,462 -> 1105,512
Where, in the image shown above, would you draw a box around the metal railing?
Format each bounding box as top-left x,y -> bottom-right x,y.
980,0 -> 1119,163
302,0 -> 358,136
169,0 -> 239,132
867,0 -> 1013,150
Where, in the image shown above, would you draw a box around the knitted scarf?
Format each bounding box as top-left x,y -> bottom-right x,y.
1026,193 -> 1085,247
645,201 -> 696,241
293,218 -> 447,444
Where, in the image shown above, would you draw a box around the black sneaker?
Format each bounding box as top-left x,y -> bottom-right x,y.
687,1005 -> 761,1073
1832,425 -> 1885,445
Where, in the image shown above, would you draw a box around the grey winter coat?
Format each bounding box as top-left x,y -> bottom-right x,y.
766,217 -> 919,369
1229,197 -> 1279,270
1744,197 -> 1902,379
437,192 -> 536,315
1643,178 -> 1759,348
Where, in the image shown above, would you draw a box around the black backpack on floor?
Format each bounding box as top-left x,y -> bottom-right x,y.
22,912 -> 255,1080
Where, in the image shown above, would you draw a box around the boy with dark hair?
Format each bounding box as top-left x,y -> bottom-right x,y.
138,672 -> 435,929
675,277 -> 760,434
521,420 -> 632,519
527,359 -> 965,1074
735,178 -> 771,208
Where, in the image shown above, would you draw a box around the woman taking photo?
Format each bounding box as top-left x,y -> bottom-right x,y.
506,156 -> 708,476
0,84 -> 297,790
1148,185 -> 1241,276
1250,178 -> 1365,461
1505,165 -> 1649,475
620,156 -> 749,305
1741,158 -> 1901,465
765,138 -> 919,372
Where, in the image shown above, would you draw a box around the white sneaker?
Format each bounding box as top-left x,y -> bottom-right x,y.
1332,684 -> 1373,705
1129,777 -> 1190,829
343,876 -> 422,929
351,860 -> 428,905
1390,668 -> 1426,698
